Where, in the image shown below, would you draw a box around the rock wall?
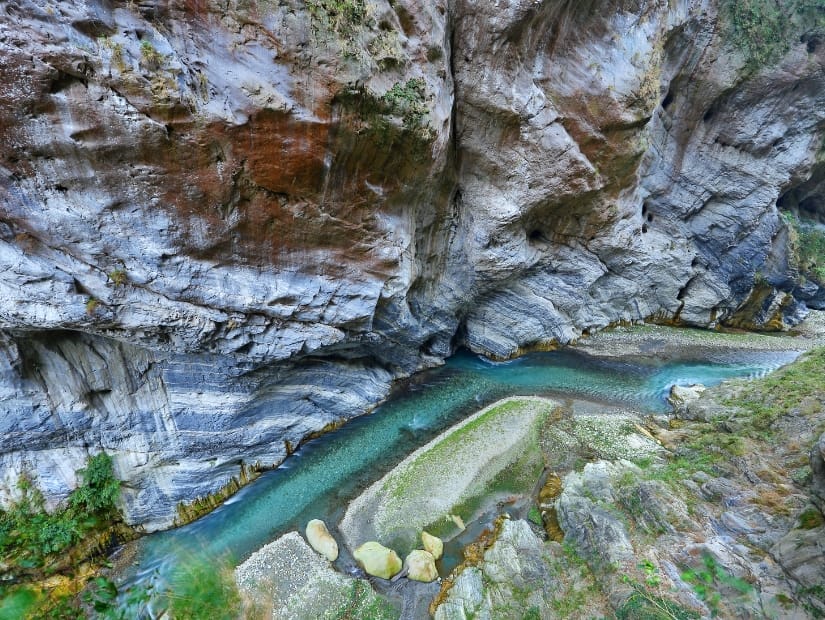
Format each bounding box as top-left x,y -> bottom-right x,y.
1,0 -> 824,529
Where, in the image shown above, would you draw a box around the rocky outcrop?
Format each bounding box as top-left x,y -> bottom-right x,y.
235,531 -> 397,619
1,0 -> 825,527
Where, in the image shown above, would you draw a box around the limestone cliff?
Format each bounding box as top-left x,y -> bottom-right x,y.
1,0 -> 824,529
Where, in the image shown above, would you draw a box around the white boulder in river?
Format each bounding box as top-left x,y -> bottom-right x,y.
405,550 -> 438,583
306,519 -> 338,561
421,531 -> 443,560
353,542 -> 402,579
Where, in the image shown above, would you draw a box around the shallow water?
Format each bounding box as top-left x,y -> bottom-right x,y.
121,345 -> 800,595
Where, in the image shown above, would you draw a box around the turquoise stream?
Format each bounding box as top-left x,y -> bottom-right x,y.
123,345 -> 799,593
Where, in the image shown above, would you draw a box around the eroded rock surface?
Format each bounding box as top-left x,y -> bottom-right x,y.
235,531 -> 397,619
2,0 -> 825,527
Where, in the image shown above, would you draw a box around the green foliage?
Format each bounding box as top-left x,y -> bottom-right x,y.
81,577 -> 152,620
380,78 -> 429,130
107,269 -> 127,287
0,454 -> 121,574
0,587 -> 40,620
681,553 -> 753,617
784,212 -> 825,283
140,40 -> 163,68
70,453 -> 121,516
307,0 -> 366,43
724,346 -> 825,432
639,560 -> 661,588
167,558 -> 242,620
721,0 -> 793,70
721,0 -> 825,73
527,505 -> 543,526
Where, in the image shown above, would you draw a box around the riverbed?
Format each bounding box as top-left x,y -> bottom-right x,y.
116,323 -> 820,611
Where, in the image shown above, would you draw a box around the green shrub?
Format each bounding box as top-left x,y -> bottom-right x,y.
380,79 -> 428,130
140,40 -> 163,69
0,453 -> 121,573
69,453 -> 121,516
167,558 -> 242,620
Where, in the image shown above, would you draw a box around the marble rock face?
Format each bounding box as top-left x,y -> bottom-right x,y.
0,0 -> 824,529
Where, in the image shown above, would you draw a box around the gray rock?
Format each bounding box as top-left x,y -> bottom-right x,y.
556,462 -> 634,571
811,433 -> 825,512
235,531 -> 396,620
433,519 -> 568,620
668,384 -> 706,416
2,0 -> 825,527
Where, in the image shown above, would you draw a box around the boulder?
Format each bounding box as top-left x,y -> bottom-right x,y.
667,384 -> 706,416
421,531 -> 443,560
306,519 -> 338,562
353,542 -> 402,579
405,550 -> 438,583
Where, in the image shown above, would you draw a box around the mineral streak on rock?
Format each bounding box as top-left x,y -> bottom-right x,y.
1,0 -> 824,528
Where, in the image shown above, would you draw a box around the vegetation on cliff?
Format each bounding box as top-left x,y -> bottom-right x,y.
0,454 -> 134,618
722,0 -> 825,71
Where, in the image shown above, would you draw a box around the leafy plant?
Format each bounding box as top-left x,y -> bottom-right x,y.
167,557 -> 242,620
81,576 -> 152,620
380,78 -> 429,130
69,453 -> 121,516
140,40 -> 163,69
617,573 -> 700,620
86,298 -> 100,315
681,553 -> 753,616
0,454 -> 121,573
107,269 -> 127,287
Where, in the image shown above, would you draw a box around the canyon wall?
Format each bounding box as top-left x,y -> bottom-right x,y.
1,0 -> 824,529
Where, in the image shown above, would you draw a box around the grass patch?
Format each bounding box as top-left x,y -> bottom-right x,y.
798,506 -> 825,529
723,347 -> 825,432
167,557 -> 242,620
331,580 -> 397,620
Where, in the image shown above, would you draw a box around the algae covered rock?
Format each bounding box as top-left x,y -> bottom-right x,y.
340,397 -> 553,554
421,531 -> 443,560
405,549 -> 438,583
306,519 -> 338,562
353,542 -> 402,579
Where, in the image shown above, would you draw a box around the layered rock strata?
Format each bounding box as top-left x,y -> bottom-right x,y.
1,0 -> 825,527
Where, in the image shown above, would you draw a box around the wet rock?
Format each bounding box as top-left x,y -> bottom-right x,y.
421,531 -> 443,560
305,519 -> 338,562
404,549 -> 438,583
353,542 -> 402,580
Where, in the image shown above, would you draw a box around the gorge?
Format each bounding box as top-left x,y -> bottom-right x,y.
1,0 -> 825,617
